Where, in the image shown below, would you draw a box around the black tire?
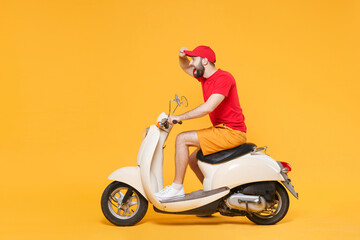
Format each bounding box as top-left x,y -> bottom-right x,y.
246,182 -> 289,225
101,181 -> 148,226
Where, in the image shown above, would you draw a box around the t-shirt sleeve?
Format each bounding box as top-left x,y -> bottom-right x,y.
211,75 -> 232,97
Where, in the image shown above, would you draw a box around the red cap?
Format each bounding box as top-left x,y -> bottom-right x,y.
184,46 -> 216,63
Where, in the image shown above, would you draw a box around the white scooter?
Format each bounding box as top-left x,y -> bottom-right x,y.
101,95 -> 298,226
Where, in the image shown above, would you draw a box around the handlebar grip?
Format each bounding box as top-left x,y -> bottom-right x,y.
172,120 -> 183,125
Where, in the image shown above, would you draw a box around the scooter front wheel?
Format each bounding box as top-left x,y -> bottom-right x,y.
101,181 -> 148,226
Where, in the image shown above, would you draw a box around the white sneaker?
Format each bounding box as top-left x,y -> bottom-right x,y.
154,185 -> 185,201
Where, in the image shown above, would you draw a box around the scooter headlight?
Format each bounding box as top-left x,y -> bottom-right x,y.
141,127 -> 149,141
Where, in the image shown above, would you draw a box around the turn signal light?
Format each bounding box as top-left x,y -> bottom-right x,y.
280,161 -> 292,173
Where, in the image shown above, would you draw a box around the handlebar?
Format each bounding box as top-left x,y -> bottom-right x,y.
172,120 -> 183,125
158,118 -> 183,129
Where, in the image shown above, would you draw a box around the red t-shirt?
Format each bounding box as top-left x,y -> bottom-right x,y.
194,69 -> 247,132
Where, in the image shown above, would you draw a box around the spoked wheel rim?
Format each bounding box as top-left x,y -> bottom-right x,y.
253,191 -> 282,219
108,187 -> 140,220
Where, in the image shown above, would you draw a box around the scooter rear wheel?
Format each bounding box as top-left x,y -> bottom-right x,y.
101,181 -> 148,226
246,182 -> 289,225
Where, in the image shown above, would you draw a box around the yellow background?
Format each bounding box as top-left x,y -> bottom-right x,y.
1,0 -> 360,239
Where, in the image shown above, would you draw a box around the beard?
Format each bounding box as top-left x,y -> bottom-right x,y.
194,62 -> 205,78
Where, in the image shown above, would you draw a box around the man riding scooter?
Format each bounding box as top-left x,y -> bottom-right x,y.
155,46 -> 248,200
101,47 -> 298,225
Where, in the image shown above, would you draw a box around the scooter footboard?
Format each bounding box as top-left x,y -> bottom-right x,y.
108,166 -> 147,199
155,187 -> 230,212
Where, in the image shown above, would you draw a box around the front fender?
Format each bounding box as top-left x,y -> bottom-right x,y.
108,166 -> 147,200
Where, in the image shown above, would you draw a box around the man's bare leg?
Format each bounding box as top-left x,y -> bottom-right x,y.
173,131 -> 201,184
188,150 -> 204,183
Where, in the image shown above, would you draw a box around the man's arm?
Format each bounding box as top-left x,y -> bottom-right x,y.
179,47 -> 193,77
169,94 -> 225,124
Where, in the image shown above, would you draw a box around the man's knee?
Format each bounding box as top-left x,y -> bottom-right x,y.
176,132 -> 192,144
176,132 -> 186,145
176,131 -> 200,148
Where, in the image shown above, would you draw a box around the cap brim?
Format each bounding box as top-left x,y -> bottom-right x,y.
184,50 -> 197,57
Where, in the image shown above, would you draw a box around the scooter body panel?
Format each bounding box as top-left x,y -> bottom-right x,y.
108,166 -> 147,199
138,125 -> 163,206
137,125 -> 159,166
199,152 -> 284,191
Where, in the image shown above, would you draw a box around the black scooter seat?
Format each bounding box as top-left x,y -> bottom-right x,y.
196,143 -> 257,164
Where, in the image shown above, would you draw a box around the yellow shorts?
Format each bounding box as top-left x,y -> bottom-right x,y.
196,124 -> 247,156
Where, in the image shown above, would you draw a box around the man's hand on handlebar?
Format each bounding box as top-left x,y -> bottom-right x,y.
169,115 -> 183,125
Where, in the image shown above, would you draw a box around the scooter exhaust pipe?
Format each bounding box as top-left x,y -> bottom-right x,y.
225,193 -> 266,212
